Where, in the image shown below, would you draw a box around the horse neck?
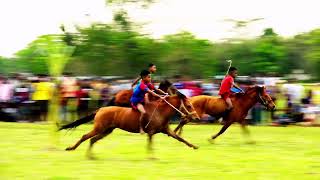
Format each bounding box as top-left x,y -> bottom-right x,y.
193,96 -> 208,116
158,96 -> 181,119
238,90 -> 259,112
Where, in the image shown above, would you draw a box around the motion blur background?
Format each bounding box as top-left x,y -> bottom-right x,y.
1,0 -> 320,125
1,0 -> 320,179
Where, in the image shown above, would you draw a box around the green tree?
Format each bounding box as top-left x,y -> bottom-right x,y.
161,31 -> 215,78
251,28 -> 288,75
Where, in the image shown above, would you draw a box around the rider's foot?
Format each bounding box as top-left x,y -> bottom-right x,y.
218,118 -> 225,124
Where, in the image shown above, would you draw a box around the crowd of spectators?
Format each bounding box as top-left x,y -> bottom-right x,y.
1,73 -> 319,125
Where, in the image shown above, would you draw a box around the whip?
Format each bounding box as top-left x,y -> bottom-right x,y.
226,59 -> 232,75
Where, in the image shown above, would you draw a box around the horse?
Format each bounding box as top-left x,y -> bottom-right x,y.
173,86 -> 276,142
72,80 -> 177,125
107,79 -> 175,107
59,92 -> 200,158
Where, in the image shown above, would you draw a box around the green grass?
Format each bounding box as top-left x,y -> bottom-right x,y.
0,122 -> 319,180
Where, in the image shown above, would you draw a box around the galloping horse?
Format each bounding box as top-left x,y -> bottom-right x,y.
75,80 -> 176,123
107,79 -> 174,107
174,86 -> 276,141
59,92 -> 200,158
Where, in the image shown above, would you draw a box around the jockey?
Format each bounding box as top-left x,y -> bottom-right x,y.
219,67 -> 244,114
131,63 -> 157,88
130,70 -> 168,134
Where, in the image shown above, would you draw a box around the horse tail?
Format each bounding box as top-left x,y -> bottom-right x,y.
59,112 -> 96,131
106,97 -> 116,106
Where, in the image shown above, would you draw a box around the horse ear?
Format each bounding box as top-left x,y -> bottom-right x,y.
257,85 -> 265,93
164,79 -> 172,86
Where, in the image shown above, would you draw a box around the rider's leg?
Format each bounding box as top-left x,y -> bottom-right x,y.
137,103 -> 146,134
225,97 -> 233,110
220,96 -> 233,122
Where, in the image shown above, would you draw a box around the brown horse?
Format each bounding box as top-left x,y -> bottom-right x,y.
108,79 -> 174,107
74,80 -> 176,124
59,92 -> 200,158
174,86 -> 276,142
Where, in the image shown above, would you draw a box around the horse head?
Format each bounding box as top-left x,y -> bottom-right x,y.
165,91 -> 200,122
158,79 -> 178,95
176,91 -> 200,122
245,86 -> 276,110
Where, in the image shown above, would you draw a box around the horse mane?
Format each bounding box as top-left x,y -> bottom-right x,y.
158,79 -> 172,89
230,85 -> 263,99
176,90 -> 187,99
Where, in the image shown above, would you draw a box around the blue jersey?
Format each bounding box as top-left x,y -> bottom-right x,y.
130,81 -> 155,104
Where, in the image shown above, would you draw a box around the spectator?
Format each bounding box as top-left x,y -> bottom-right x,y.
13,78 -> 32,121
0,77 -> 14,102
76,80 -> 92,117
60,73 -> 78,122
301,90 -> 313,105
100,80 -> 111,106
31,75 -> 54,121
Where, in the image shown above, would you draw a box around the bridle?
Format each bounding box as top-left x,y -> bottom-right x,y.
178,99 -> 198,119
257,88 -> 271,109
162,98 -> 197,118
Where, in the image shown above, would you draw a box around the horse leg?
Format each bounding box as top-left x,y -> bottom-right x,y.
240,120 -> 255,144
147,133 -> 158,159
210,120 -> 232,141
164,128 -> 198,149
66,130 -> 97,151
177,126 -> 184,136
173,121 -> 186,135
87,128 -> 114,158
147,133 -> 154,152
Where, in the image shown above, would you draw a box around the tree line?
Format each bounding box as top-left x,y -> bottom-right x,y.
1,12 -> 319,80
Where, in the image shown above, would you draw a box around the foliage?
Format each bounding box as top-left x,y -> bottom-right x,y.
12,35 -> 74,76
106,0 -> 156,8
3,18 -> 320,79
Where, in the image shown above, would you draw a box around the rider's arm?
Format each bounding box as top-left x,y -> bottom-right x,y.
233,83 -> 244,92
131,76 -> 141,88
147,89 -> 164,99
145,93 -> 151,103
155,88 -> 167,95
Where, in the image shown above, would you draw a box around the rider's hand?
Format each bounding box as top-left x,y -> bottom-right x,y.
160,95 -> 169,99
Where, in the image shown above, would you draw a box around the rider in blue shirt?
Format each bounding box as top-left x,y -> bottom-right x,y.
130,70 -> 168,134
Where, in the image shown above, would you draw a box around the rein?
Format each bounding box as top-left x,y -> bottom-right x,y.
242,87 -> 269,108
163,99 -> 186,116
145,97 -> 197,128
258,93 -> 268,106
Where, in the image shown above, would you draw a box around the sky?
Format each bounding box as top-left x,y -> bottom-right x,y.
0,0 -> 319,57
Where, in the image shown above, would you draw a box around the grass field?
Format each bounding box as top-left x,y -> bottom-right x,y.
0,122 -> 319,180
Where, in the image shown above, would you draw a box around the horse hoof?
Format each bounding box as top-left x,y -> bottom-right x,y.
208,138 -> 215,144
87,155 -> 97,160
148,156 -> 159,160
65,147 -> 74,151
246,140 -> 256,144
193,146 -> 199,150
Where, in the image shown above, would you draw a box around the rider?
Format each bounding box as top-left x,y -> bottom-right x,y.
219,67 -> 244,114
132,63 -> 157,88
130,70 -> 168,134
